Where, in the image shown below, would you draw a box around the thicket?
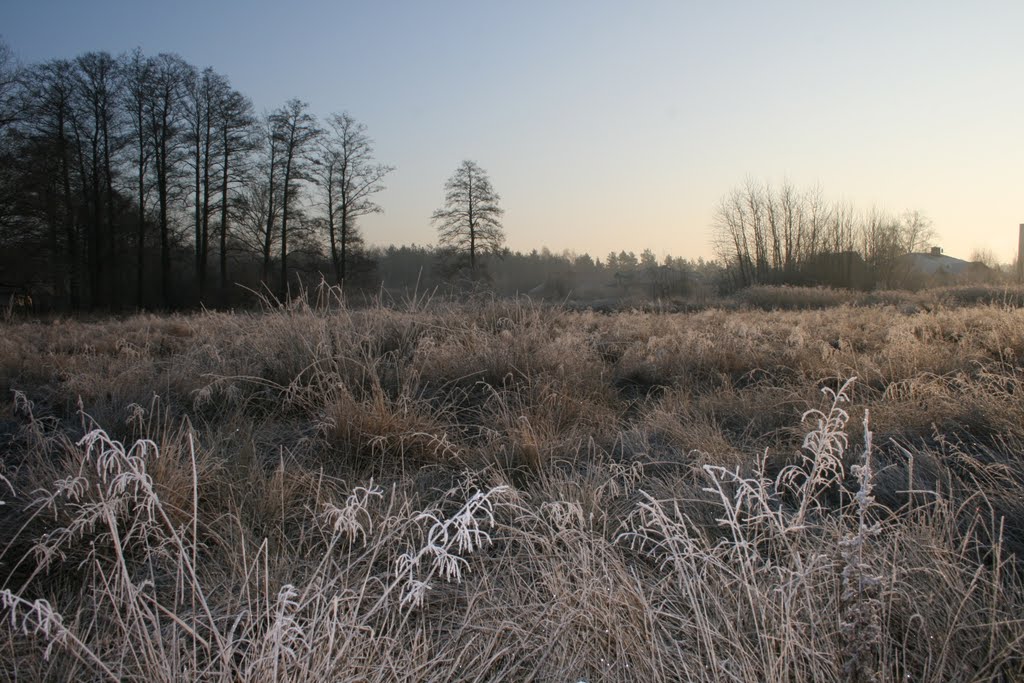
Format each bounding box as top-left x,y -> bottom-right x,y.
710,179 -> 1007,291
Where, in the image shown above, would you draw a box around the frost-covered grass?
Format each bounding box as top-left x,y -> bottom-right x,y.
1,289 -> 1023,681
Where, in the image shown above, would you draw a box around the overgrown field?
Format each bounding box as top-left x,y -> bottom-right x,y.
1,287 -> 1023,681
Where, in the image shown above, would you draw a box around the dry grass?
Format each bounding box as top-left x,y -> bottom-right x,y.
1,286 -> 1023,681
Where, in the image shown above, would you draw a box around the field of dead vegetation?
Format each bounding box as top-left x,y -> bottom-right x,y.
1,285 -> 1023,681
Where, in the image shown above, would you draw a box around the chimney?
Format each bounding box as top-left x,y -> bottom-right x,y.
1019,224 -> 1024,282
930,246 -> 942,257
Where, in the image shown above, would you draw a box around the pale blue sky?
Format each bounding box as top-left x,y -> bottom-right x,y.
4,1 -> 1023,261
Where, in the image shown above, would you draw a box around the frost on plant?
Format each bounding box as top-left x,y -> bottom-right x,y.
779,377 -> 856,524
267,584 -> 307,669
616,491 -> 704,572
1,591 -> 67,660
541,500 -> 587,531
26,427 -> 175,577
394,485 -> 509,609
0,462 -> 11,507
322,483 -> 383,545
839,410 -> 883,683
702,454 -> 791,554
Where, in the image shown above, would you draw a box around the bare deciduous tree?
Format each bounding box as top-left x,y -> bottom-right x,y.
256,115 -> 280,284
183,65 -> 215,300
19,59 -> 82,308
121,49 -> 153,307
146,54 -> 190,307
899,210 -> 935,254
231,175 -> 276,259
313,112 -> 393,285
71,51 -> 123,308
268,99 -> 320,296
215,86 -> 254,294
713,179 -> 932,289
0,38 -> 20,132
431,160 -> 504,277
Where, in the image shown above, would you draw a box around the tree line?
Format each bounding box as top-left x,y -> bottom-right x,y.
0,29 -> 709,308
366,243 -> 720,301
711,178 -> 940,289
3,39 -> 995,312
0,40 -> 393,310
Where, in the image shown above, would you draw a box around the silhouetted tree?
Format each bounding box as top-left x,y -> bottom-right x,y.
18,59 -> 81,307
431,160 -> 504,278
183,65 -> 212,300
713,178 -> 937,289
121,49 -> 153,307
899,210 -> 935,254
0,39 -> 20,272
268,99 -> 319,296
71,51 -> 123,308
0,38 -> 20,132
215,85 -> 254,294
313,112 -> 392,285
617,251 -> 638,271
183,67 -> 252,302
255,116 -> 281,284
231,174 -> 275,260
146,54 -> 190,307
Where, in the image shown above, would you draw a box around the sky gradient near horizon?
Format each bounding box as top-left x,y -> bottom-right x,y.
4,1 -> 1023,262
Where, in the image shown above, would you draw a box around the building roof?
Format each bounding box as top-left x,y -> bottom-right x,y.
898,252 -> 983,276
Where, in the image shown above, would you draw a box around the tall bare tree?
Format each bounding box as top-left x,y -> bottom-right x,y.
70,51 -> 123,308
431,160 -> 504,277
184,67 -> 247,301
121,49 -> 154,307
18,59 -> 81,308
183,65 -> 209,298
860,207 -> 904,283
256,116 -> 281,285
268,99 -> 319,296
0,38 -> 21,265
314,112 -> 392,284
146,54 -> 190,307
0,38 -> 20,132
714,178 -> 937,289
215,86 -> 254,294
232,175 -> 276,260
899,210 -> 935,254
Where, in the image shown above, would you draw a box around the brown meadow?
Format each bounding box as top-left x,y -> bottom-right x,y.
1,285 -> 1022,681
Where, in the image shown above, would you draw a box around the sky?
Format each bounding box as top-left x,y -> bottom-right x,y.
3,0 -> 1023,262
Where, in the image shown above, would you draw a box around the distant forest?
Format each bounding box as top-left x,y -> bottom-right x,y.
0,41 -> 1008,312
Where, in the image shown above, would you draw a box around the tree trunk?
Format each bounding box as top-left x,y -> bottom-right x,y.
58,111 -> 81,310
193,126 -> 202,299
219,129 -> 229,296
199,111 -> 213,302
339,202 -> 348,284
262,160 -> 275,286
157,114 -> 170,308
280,164 -> 291,300
88,122 -> 102,309
136,118 -> 146,309
101,102 -> 116,309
